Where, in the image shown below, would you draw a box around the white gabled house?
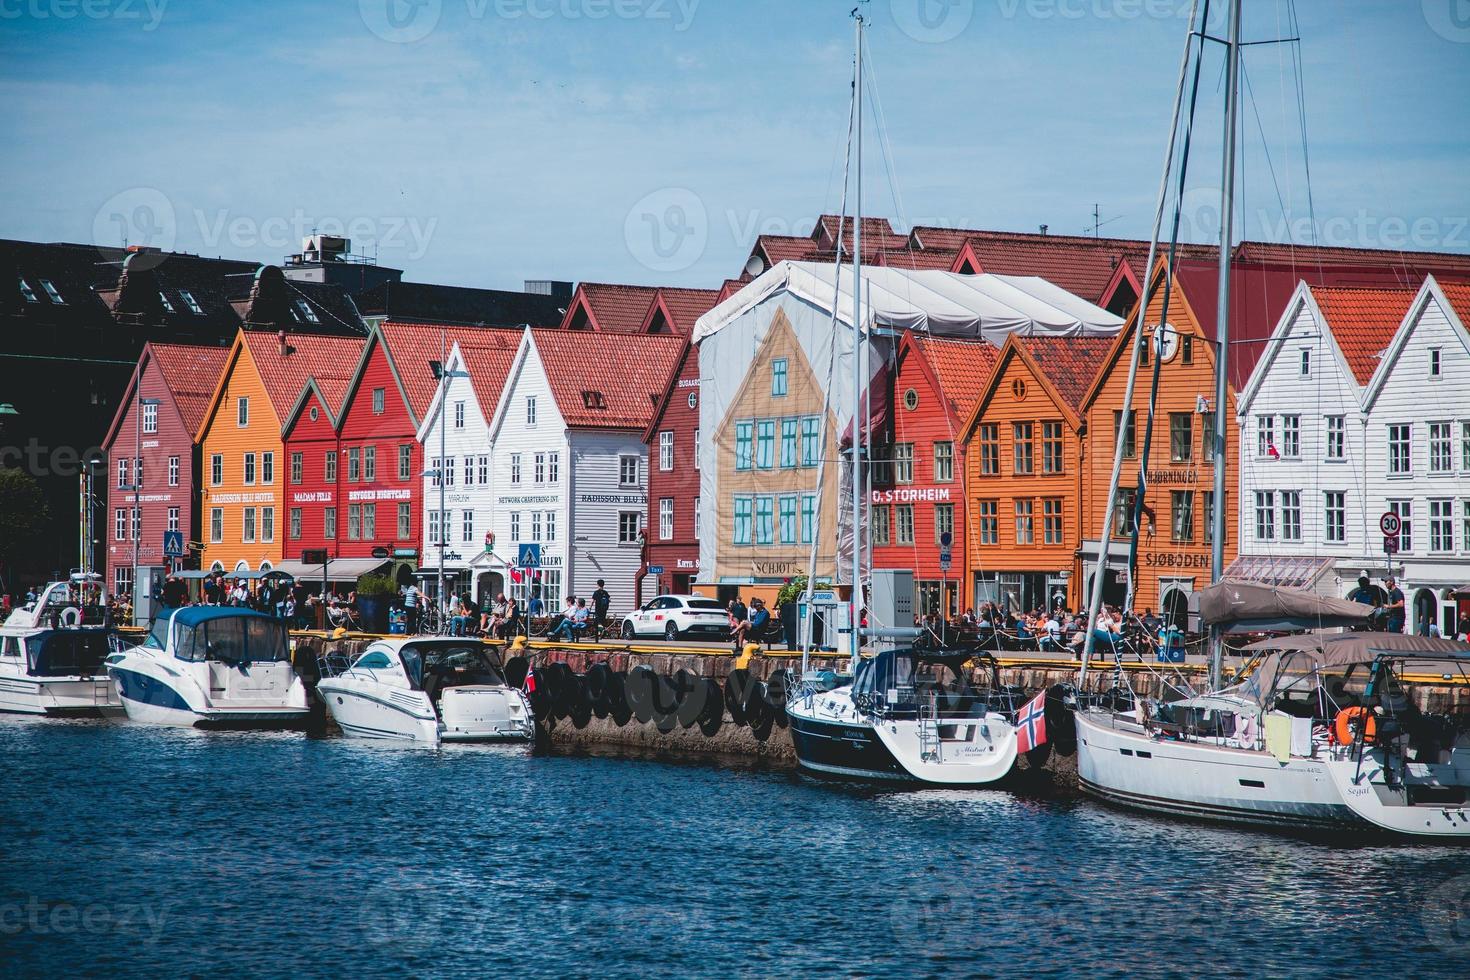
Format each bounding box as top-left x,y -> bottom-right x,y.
414,330 -> 523,606
484,327 -> 685,618
1233,280 -> 1416,597
1236,274 -> 1470,637
1358,276 -> 1470,636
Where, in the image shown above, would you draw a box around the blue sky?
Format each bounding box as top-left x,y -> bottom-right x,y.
3,0 -> 1467,291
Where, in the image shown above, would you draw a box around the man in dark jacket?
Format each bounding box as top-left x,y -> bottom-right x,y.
591,580 -> 611,637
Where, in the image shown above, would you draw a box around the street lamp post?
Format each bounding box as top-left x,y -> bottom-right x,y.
428,352 -> 469,632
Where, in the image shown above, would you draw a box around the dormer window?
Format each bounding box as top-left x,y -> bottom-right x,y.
39,279 -> 63,303
159,291 -> 176,313
179,289 -> 203,315
294,298 -> 320,324
18,278 -> 39,303
581,390 -> 606,410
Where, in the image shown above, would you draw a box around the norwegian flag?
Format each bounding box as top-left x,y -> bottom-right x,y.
523,667 -> 536,694
1015,689 -> 1047,754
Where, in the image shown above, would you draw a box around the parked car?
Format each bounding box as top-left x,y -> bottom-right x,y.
621,595 -> 730,641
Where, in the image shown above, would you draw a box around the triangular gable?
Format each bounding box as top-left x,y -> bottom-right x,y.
282,376 -> 348,439
102,345 -> 164,451
484,327 -> 539,445
1362,276 -> 1468,411
712,307 -> 830,445
1235,282 -> 1381,415
560,285 -> 600,331
640,291 -> 674,334
1099,258 -> 1144,316
1078,257 -> 1214,415
952,240 -> 982,275
338,324 -> 420,431
896,332 -> 962,433
194,331 -> 254,444
641,339 -> 696,442
963,334 -> 1084,444
414,341 -> 471,444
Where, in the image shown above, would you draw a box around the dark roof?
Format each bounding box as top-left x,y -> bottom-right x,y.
354,280 -> 565,328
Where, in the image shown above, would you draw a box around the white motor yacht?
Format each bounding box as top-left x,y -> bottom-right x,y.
105,607 -> 309,727
0,576 -> 121,716
1077,631 -> 1470,839
316,638 -> 534,746
787,649 -> 1019,785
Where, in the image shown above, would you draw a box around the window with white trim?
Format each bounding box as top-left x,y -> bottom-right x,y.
114,508 -> 126,541
324,507 -> 336,540
1256,416 -> 1274,458
1254,491 -> 1275,541
142,402 -> 157,434
619,511 -> 642,544
510,454 -> 520,485
210,508 -> 223,543
935,502 -> 955,546
1430,499 -> 1453,553
236,397 -> 249,427
1281,491 -> 1302,541
872,505 -> 890,546
977,499 -> 998,545
243,453 -> 256,486
659,431 -> 674,471
454,401 -> 465,429
659,498 -> 674,540
290,508 -> 302,540
1324,492 -> 1346,543
1281,416 -> 1300,459
1388,424 -> 1411,474
398,503 -> 411,540
463,509 -> 475,544
168,507 -> 179,533
525,396 -> 537,426
169,456 -> 179,487
1014,498 -> 1034,545
242,507 -> 256,543
261,508 -> 275,543
895,504 -> 914,546
1390,499 -> 1413,553
619,455 -> 640,487
1326,415 -> 1345,461
1430,422 -> 1453,473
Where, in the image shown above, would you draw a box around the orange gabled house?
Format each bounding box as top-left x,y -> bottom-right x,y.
196,330 -> 365,575
1076,262 -> 1242,626
960,334 -> 1113,615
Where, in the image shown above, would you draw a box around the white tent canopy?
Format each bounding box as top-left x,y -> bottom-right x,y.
693,261 -> 1123,343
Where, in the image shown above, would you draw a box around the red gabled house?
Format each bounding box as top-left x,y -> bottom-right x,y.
638,287 -> 722,600
102,343 -> 230,596
869,332 -> 999,618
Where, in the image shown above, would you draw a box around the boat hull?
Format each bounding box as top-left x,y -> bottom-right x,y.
0,671 -> 118,716
108,662 -> 309,729
788,709 -> 912,782
1076,709 -> 1359,832
318,680 -> 535,746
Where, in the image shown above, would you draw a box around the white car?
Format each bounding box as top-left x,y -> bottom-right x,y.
621,595 -> 731,641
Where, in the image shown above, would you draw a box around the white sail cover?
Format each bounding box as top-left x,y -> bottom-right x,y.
693,261 -> 1123,343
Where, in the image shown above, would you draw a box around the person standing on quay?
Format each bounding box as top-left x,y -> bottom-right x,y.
1383,577 -> 1406,633
591,579 -> 611,639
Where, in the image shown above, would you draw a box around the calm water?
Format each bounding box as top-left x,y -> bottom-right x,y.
2,717 -> 1468,979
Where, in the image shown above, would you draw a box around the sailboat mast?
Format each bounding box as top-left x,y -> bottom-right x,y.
849,7 -> 865,674
1209,0 -> 1241,690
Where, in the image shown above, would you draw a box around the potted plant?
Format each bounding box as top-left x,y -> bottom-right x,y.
354,572 -> 397,633
775,576 -> 819,651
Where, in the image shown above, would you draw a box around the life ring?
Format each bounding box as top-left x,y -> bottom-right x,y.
1333,706 -> 1377,745
59,606 -> 82,627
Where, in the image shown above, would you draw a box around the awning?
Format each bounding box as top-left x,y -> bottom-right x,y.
1220,555 -> 1336,590
1199,580 -> 1370,633
271,558 -> 391,581
693,261 -> 1124,343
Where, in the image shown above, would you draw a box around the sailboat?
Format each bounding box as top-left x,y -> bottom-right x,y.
784,8 -> 1020,785
1071,0 -> 1470,839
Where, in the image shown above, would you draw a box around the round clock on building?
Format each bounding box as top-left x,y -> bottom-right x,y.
1153,323 -> 1180,361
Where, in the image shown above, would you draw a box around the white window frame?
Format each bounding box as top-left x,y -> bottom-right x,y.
659,431 -> 674,471
659,498 -> 674,540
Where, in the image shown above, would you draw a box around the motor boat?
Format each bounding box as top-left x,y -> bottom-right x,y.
1076,632 -> 1470,839
105,607 -> 309,727
0,575 -> 121,716
787,648 -> 1019,785
316,638 -> 534,746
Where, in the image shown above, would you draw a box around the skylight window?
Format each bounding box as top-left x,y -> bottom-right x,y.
18,278 -> 39,303
581,390 -> 606,410
39,279 -> 64,303
159,291 -> 176,313
294,298 -> 320,324
178,289 -> 204,315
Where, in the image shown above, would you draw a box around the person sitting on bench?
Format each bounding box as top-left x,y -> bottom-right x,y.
732,598 -> 771,649
548,598 -> 590,642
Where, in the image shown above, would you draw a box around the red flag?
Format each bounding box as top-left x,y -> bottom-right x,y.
523,668 -> 536,694
1267,442 -> 1281,460
1015,689 -> 1047,754
510,567 -> 523,583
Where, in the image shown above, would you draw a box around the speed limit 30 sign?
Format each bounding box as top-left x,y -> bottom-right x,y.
1379,511 -> 1401,537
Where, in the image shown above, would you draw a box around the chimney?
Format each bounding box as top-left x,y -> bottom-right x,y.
278,329 -> 292,357
1039,224 -> 1048,236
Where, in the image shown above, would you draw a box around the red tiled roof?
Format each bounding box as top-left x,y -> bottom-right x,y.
1437,280 -> 1470,328
718,278 -> 747,301
565,282 -> 660,334
378,321 -> 523,421
1237,242 -> 1470,277
240,331 -> 364,422
910,335 -> 999,422
459,339 -> 522,422
646,287 -> 721,334
1309,286 -> 1416,386
1014,336 -> 1114,413
884,248 -> 962,272
150,342 -> 230,436
532,331 -> 685,429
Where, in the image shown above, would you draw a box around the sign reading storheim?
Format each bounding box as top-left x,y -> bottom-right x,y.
871,487 -> 952,503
